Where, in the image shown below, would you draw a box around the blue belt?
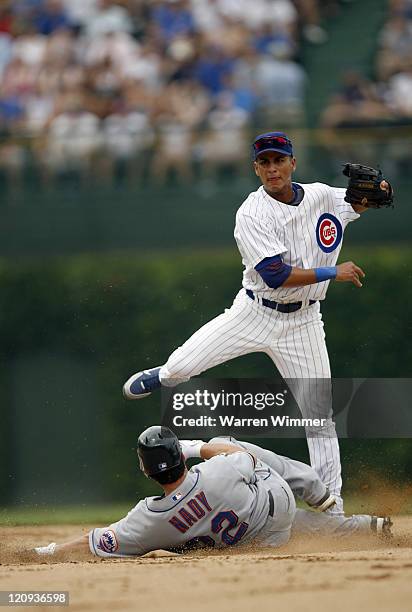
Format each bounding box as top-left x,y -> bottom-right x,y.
246,289 -> 316,313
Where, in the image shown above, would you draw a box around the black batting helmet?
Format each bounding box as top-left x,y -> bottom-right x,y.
137,426 -> 185,484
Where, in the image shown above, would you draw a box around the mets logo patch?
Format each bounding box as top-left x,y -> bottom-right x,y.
97,530 -> 118,554
316,213 -> 342,253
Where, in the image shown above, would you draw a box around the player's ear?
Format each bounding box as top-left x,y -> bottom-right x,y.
291,157 -> 297,172
253,161 -> 259,176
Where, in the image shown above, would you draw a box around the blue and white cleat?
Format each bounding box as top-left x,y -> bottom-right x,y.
123,367 -> 162,400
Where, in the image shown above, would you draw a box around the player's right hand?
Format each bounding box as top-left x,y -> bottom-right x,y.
180,440 -> 205,459
335,261 -> 366,288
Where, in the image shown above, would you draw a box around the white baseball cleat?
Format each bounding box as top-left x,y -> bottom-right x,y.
371,516 -> 393,538
123,367 -> 162,400
34,542 -> 57,556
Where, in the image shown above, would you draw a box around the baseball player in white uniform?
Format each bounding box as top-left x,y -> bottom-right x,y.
34,427 -> 392,559
123,132 -> 392,516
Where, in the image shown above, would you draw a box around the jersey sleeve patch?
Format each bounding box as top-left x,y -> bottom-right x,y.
97,529 -> 118,553
89,528 -> 122,558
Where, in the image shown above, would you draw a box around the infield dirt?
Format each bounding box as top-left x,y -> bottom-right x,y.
2,518 -> 412,612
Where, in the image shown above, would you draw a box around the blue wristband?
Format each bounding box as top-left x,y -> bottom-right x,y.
314,266 -> 337,282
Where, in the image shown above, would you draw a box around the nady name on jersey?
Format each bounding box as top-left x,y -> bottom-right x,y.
168,491 -> 212,533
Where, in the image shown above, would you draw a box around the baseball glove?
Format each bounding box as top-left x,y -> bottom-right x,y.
342,163 -> 394,209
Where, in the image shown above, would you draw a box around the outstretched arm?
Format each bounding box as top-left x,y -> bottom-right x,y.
34,534 -> 91,558
257,256 -> 366,290
180,439 -> 254,462
282,261 -> 366,288
201,442 -> 251,460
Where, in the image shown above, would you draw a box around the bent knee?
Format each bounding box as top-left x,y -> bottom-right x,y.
305,417 -> 336,437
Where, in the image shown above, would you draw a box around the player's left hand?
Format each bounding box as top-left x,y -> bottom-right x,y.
342,163 -> 394,209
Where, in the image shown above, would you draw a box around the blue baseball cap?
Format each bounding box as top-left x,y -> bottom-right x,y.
252,132 -> 293,160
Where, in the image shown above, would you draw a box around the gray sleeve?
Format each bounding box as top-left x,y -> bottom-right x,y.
234,211 -> 287,268
223,451 -> 256,482
88,501 -> 148,558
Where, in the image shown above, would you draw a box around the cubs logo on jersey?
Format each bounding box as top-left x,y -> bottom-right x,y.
316,213 -> 343,253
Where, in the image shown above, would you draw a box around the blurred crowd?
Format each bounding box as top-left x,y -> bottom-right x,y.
321,0 -> 412,128
0,0 -> 350,184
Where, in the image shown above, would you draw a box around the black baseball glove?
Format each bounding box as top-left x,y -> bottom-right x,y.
342,163 -> 394,209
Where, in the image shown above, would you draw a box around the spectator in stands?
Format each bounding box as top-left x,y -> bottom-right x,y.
151,0 -> 196,42
24,82 -> 55,135
43,94 -> 101,183
252,22 -> 297,59
81,29 -> 138,70
0,0 -> 359,187
12,22 -> 47,68
149,79 -> 210,184
151,113 -> 194,185
190,0 -> 223,36
61,0 -> 99,31
200,90 -> 249,179
1,56 -> 37,98
217,0 -> 297,34
0,88 -> 25,143
0,82 -> 26,194
0,32 -> 12,79
0,2 -> 14,35
85,0 -> 134,37
11,1 -> 44,22
321,70 -> 392,128
377,15 -> 412,80
221,73 -> 258,116
253,45 -> 306,125
0,2 -> 14,78
194,43 -> 235,96
156,80 -> 210,128
119,39 -> 162,90
102,104 -> 154,185
295,0 -> 328,44
388,0 -> 412,19
33,0 -> 72,35
387,62 -> 412,118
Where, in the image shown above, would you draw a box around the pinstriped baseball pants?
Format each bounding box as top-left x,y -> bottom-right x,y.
160,289 -> 343,514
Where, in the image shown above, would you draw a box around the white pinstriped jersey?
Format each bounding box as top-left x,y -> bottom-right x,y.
234,183 -> 360,303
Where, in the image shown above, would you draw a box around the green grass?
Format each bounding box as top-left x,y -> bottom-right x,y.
0,504 -> 133,526
2,494 -> 411,527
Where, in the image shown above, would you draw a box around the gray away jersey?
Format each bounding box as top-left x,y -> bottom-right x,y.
234,183 -> 360,303
89,453 -> 283,557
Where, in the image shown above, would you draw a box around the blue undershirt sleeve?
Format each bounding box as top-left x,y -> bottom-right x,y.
255,255 -> 292,289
